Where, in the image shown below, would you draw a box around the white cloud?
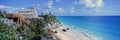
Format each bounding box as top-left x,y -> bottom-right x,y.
45,0 -> 65,13
37,4 -> 40,7
84,0 -> 96,8
47,1 -> 53,8
45,9 -> 49,13
73,0 -> 104,8
0,5 -> 13,9
58,8 -> 63,11
72,0 -> 104,13
96,0 -> 104,8
0,5 -> 23,13
21,7 -> 25,10
58,8 -> 64,12
0,5 -> 6,8
69,7 -> 75,13
6,8 -> 20,13
82,0 -> 104,8
73,1 -> 78,4
56,0 -> 60,3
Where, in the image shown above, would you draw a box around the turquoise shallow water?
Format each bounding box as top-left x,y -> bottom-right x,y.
56,16 -> 120,40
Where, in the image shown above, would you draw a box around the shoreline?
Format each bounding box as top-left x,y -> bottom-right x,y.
52,25 -> 101,40
52,26 -> 77,40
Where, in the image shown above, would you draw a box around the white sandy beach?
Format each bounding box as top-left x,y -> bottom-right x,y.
52,26 -> 102,40
54,27 -> 77,40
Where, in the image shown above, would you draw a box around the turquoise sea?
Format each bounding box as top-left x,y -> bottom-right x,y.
57,16 -> 120,40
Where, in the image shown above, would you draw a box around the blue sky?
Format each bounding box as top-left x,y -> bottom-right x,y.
0,0 -> 120,16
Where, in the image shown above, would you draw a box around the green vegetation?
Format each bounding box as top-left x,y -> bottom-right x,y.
0,22 -> 15,40
0,10 -> 5,18
17,25 -> 25,33
0,19 -> 50,40
29,19 -> 50,40
16,18 -> 51,40
39,13 -> 60,23
0,13 -> 60,40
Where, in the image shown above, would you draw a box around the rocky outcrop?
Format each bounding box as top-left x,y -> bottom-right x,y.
0,18 -> 20,40
0,14 -> 61,40
0,18 -> 18,29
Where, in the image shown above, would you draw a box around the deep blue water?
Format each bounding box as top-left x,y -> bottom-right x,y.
56,16 -> 120,40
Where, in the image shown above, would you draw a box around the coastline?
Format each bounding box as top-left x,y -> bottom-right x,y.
52,24 -> 102,40
53,26 -> 77,40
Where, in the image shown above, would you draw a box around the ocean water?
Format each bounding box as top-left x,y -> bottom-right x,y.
56,16 -> 120,40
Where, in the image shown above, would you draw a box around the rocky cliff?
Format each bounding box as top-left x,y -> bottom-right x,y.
0,14 -> 61,40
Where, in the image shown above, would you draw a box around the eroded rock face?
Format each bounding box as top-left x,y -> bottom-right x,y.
0,18 -> 60,40
0,18 -> 20,40
0,18 -> 18,29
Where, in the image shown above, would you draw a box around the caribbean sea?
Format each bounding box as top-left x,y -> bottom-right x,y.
56,16 -> 120,40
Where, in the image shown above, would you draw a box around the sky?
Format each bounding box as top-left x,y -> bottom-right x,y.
0,0 -> 120,16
